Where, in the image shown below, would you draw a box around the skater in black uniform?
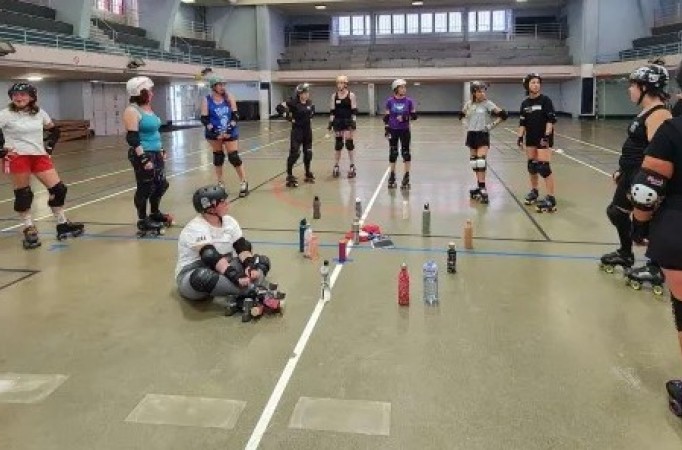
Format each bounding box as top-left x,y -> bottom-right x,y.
599,63 -> 670,282
276,83 -> 316,187
328,75 -> 358,178
0,82 -> 83,249
629,59 -> 682,416
517,73 -> 558,212
461,81 -> 508,204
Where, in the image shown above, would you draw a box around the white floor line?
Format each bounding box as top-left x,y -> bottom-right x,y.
244,166 -> 391,450
502,129 -> 611,178
553,132 -> 621,155
0,137 -> 289,233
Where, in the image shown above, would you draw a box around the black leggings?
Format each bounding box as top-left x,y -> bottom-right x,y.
287,127 -> 313,175
129,150 -> 168,220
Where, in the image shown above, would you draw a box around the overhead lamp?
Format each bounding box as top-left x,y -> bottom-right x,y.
315,5 -> 326,9
26,75 -> 43,81
0,40 -> 16,56
181,0 -> 196,3
412,1 -> 424,5
414,81 -> 421,86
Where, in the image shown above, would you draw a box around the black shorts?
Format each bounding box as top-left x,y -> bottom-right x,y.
333,117 -> 352,132
465,131 -> 490,149
291,127 -> 312,151
525,132 -> 554,148
611,168 -> 636,211
388,128 -> 411,149
646,198 -> 682,270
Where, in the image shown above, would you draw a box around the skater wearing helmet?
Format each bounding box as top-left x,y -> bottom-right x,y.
0,82 -> 83,249
628,59 -> 682,416
276,83 -> 316,187
385,78 -> 417,190
123,76 -> 173,237
599,63 -> 670,286
460,81 -> 508,204
200,76 -> 248,197
328,75 -> 358,178
518,73 -> 558,212
176,185 -> 284,322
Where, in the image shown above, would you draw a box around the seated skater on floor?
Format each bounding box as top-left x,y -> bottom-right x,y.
175,185 -> 284,321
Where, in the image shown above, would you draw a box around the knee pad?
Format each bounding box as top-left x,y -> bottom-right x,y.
673,294 -> 682,332
189,267 -> 220,294
213,151 -> 225,167
47,182 -> 67,208
13,186 -> 33,213
527,159 -> 538,175
469,156 -> 479,172
389,145 -> 399,163
345,139 -> 355,151
334,137 -> 344,151
227,151 -> 242,168
475,157 -> 486,171
401,146 -> 411,162
303,148 -> 313,163
536,161 -> 552,178
606,204 -> 630,228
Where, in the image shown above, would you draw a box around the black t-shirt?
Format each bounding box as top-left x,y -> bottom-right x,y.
333,92 -> 353,119
285,97 -> 314,128
671,99 -> 682,118
620,104 -> 667,170
519,94 -> 556,137
644,118 -> 682,196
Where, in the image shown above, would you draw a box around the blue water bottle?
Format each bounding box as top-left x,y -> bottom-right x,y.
422,260 -> 439,305
299,218 -> 307,253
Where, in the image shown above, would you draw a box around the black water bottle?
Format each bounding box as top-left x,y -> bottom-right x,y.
447,242 -> 457,274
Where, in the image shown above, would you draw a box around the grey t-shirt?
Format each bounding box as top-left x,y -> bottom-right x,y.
463,100 -> 498,132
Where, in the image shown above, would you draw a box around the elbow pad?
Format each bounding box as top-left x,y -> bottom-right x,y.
492,109 -> 508,120
126,131 -> 141,148
275,104 -> 286,116
233,236 -> 252,254
351,108 -> 358,115
44,126 -> 60,154
223,264 -> 244,285
383,114 -> 390,125
200,115 -> 210,126
547,111 -> 557,124
232,111 -> 240,122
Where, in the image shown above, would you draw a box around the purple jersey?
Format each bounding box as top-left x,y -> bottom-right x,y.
385,96 -> 415,130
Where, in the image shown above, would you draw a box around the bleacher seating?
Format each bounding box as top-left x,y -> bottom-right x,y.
278,39 -> 572,70
0,0 -> 73,35
92,19 -> 160,49
0,23 -> 107,53
617,18 -> 682,61
171,36 -> 242,67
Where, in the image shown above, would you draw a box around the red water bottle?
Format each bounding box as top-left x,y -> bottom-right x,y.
398,263 -> 410,306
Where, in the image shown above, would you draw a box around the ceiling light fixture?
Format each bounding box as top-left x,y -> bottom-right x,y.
412,1 -> 424,5
315,5 -> 326,9
181,0 -> 196,4
26,75 -> 43,81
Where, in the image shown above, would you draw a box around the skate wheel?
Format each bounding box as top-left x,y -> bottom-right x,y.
158,228 -> 166,236
629,280 -> 642,290
278,300 -> 286,315
603,264 -> 615,274
57,234 -> 65,241
669,398 -> 682,417
653,285 -> 665,296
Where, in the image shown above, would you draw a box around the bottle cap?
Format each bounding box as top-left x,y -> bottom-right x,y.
401,262 -> 407,268
424,203 -> 430,210
314,196 -> 319,201
448,242 -> 456,248
323,259 -> 329,266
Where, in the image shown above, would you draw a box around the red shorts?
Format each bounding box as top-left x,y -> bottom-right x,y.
6,155 -> 54,174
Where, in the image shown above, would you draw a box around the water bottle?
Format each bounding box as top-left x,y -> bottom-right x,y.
352,218 -> 360,244
422,260 -> 439,305
313,196 -> 321,219
402,200 -> 409,220
447,242 -> 457,274
422,203 -> 431,236
303,225 -> 313,257
299,218 -> 307,253
398,263 -> 410,306
355,197 -> 362,219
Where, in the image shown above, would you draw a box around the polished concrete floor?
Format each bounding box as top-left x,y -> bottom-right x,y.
1,117 -> 681,449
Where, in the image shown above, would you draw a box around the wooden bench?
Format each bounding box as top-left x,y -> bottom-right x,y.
53,120 -> 91,142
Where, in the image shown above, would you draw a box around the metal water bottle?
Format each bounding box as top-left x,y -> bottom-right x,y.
398,263 -> 410,306
352,218 -> 360,244
355,197 -> 362,219
402,200 -> 409,220
313,196 -> 321,219
303,224 -> 313,258
299,218 -> 307,253
422,203 -> 431,236
447,242 -> 457,274
320,259 -> 330,300
338,239 -> 347,263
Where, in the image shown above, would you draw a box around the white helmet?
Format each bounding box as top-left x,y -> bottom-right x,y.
336,75 -> 349,84
392,79 -> 407,91
126,76 -> 154,96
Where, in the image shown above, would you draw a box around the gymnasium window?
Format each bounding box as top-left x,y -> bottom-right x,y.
477,10 -> 491,32
420,13 -> 433,33
96,0 -> 124,15
377,14 -> 391,35
406,13 -> 419,34
338,16 -> 351,36
434,13 -> 447,33
469,9 -> 510,32
492,10 -> 507,32
393,14 -> 405,34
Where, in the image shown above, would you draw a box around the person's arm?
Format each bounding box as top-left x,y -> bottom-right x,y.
200,96 -> 211,130
544,96 -> 557,136
517,102 -> 527,147
228,93 -> 239,126
383,100 -> 391,137
646,108 -> 672,141
41,110 -> 60,155
123,106 -> 152,170
328,93 -> 336,131
486,101 -> 507,130
350,92 -> 358,129
0,129 -> 5,159
409,98 -> 418,121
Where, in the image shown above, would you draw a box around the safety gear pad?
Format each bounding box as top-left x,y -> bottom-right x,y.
630,168 -> 667,211
606,204 -> 630,228
44,126 -> 60,155
410,112 -> 418,121
126,131 -> 141,149
233,236 -> 252,255
200,115 -> 210,126
213,151 -> 225,167
492,109 -> 508,120
400,146 -> 411,162
536,161 -> 552,178
383,114 -> 390,125
334,137 -> 344,151
13,186 -> 33,212
527,159 -> 538,174
199,244 -> 223,270
227,151 -> 242,167
345,139 -> 355,151
47,182 -> 67,207
389,145 -> 398,163
189,267 -> 220,294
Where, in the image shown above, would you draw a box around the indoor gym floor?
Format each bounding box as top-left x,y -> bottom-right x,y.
0,116 -> 681,450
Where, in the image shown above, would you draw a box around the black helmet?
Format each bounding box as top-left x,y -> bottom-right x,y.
630,64 -> 669,91
470,80 -> 488,94
522,73 -> 542,92
295,83 -> 310,95
8,82 -> 37,100
192,185 -> 228,213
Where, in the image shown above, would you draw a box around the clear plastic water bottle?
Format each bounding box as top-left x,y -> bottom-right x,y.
422,260 -> 438,305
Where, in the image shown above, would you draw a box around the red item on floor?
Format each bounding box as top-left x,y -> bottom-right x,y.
344,223 -> 381,243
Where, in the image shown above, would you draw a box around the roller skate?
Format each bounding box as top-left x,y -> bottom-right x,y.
524,188 -> 539,205
535,195 -> 557,213
285,175 -> 299,188
22,225 -> 41,250
626,262 -> 665,295
136,217 -> 164,238
304,172 -> 315,184
347,164 -> 357,179
149,212 -> 174,228
224,298 -> 240,317
469,188 -> 489,204
241,297 -> 255,323
667,380 -> 682,418
255,285 -> 286,315
56,221 -> 85,241
400,172 -> 410,191
332,164 -> 340,178
239,180 -> 249,197
599,249 -> 634,274
388,171 -> 397,189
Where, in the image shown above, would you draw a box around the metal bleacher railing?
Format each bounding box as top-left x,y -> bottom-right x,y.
0,23 -> 253,69
173,19 -> 214,42
17,0 -> 53,7
654,2 -> 682,27
285,23 -> 564,46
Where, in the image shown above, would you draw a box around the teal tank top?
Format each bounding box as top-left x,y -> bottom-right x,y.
135,106 -> 162,152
